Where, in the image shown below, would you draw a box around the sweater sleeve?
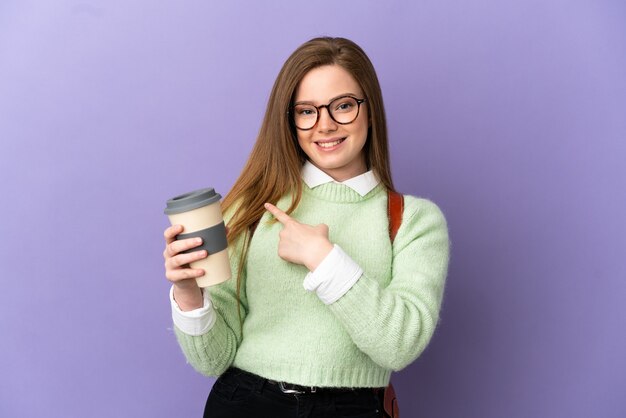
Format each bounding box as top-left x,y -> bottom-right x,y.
327,197 -> 450,371
173,216 -> 248,377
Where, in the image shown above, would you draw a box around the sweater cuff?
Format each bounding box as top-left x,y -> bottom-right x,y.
170,286 -> 216,336
303,244 -> 363,305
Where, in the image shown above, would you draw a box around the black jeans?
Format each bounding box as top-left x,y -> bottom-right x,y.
204,368 -> 383,418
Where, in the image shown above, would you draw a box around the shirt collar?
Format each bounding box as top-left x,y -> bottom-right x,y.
301,161 -> 380,197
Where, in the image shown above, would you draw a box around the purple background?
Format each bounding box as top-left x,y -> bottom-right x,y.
1,1 -> 625,417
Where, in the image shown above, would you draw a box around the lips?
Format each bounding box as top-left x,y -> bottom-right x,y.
315,137 -> 346,149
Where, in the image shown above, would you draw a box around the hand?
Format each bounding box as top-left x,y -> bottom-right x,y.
163,224 -> 206,310
264,203 -> 334,271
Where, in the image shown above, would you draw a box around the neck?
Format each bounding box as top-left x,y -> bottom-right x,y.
314,162 -> 368,182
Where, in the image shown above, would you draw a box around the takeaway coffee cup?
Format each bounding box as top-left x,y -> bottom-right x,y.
164,188 -> 231,287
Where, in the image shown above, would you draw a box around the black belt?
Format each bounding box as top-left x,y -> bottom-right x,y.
266,379 -> 359,395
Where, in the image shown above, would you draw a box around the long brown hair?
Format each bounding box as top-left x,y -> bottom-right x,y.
223,37 -> 393,240
221,37 -> 394,316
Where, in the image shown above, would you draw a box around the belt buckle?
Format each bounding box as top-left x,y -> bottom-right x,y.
278,381 -> 316,394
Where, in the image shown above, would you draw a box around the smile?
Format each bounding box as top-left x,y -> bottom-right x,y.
315,138 -> 346,149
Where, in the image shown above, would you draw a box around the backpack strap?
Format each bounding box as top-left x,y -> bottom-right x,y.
387,190 -> 404,244
384,189 -> 403,418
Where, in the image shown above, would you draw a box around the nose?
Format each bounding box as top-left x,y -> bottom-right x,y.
317,106 -> 337,132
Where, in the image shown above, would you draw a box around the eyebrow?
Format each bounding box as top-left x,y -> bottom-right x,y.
293,93 -> 360,106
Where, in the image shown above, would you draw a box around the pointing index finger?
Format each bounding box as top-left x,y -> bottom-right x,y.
264,203 -> 291,224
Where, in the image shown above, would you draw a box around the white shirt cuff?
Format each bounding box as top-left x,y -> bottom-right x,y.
170,286 -> 216,336
303,244 -> 363,304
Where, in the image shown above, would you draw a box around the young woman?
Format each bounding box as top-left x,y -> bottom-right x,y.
163,37 -> 450,418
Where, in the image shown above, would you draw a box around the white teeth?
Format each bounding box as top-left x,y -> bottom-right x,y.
317,139 -> 343,148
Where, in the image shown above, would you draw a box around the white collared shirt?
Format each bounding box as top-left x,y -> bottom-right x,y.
170,162 -> 377,334
301,161 -> 380,197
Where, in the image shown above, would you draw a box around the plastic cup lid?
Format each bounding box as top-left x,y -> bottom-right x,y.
164,188 -> 222,215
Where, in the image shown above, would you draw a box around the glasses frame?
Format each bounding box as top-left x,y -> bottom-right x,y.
288,95 -> 367,131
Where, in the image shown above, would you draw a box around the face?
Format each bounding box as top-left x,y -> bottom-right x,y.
293,65 -> 369,182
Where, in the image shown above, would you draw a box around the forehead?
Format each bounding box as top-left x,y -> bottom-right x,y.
295,65 -> 363,103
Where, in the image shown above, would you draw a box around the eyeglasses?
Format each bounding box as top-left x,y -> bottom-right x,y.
289,95 -> 367,131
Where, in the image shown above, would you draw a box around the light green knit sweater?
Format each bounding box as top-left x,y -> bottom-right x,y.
174,182 -> 450,388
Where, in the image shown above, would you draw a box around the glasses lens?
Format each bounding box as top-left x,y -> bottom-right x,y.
293,105 -> 317,130
329,97 -> 359,124
292,97 -> 361,130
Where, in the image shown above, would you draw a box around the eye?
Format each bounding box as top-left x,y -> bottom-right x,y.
295,106 -> 316,116
333,99 -> 356,112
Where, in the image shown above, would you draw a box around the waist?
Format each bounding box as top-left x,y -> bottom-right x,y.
225,367 -> 384,396
232,352 -> 392,388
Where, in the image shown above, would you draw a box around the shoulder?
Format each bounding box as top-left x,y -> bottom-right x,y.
222,198 -> 244,224
395,194 -> 449,244
401,195 -> 446,221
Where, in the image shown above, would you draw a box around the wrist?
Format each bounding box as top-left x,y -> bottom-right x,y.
172,284 -> 203,311
305,239 -> 334,271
